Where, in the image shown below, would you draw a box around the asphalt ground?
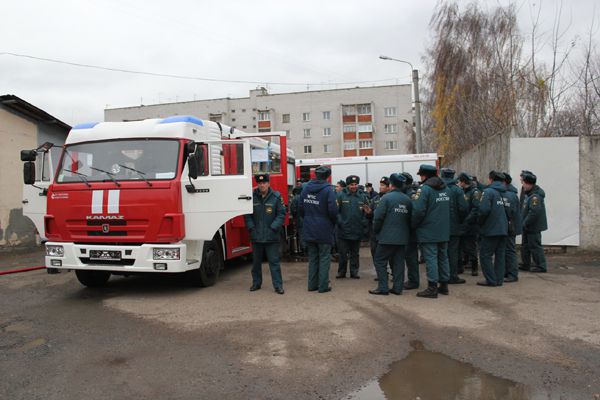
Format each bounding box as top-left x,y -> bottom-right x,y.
1,247 -> 599,399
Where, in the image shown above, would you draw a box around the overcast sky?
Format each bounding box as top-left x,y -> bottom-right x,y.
1,0 -> 598,126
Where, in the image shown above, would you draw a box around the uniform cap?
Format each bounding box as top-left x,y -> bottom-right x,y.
255,174 -> 270,183
365,182 -> 373,188
337,180 -> 347,187
379,176 -> 390,186
441,168 -> 456,178
417,164 -> 437,176
522,172 -> 537,184
389,173 -> 406,187
489,170 -> 505,181
458,172 -> 472,183
315,165 -> 331,180
401,172 -> 413,185
346,175 -> 360,185
503,172 -> 513,184
520,170 -> 533,178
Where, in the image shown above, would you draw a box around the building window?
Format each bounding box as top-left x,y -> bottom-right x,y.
384,107 -> 397,117
357,104 -> 371,115
323,127 -> 331,136
231,109 -> 236,113
344,141 -> 356,150
303,128 -> 311,138
242,125 -> 247,129
385,141 -> 399,150
258,111 -> 270,121
358,123 -> 372,133
242,109 -> 246,112
323,144 -> 332,153
232,118 -> 236,122
302,112 -> 311,122
384,124 -> 397,134
343,124 -> 356,133
342,105 -> 356,116
359,140 -> 373,149
282,113 -> 290,123
322,111 -> 331,120
304,145 -> 312,154
252,116 -> 256,120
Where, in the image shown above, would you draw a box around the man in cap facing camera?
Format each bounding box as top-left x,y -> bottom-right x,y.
299,166 -> 338,292
336,175 -> 369,279
244,174 -> 287,294
369,173 -> 412,295
411,164 -> 451,298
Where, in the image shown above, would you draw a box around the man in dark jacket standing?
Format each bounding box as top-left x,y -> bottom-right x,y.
412,164 -> 451,298
244,174 -> 287,294
457,172 -> 481,276
370,173 -> 412,295
477,171 -> 509,287
299,166 -> 338,293
336,175 -> 369,279
441,168 -> 469,285
520,172 -> 548,273
367,176 -> 390,261
401,172 -> 421,290
503,173 -> 522,282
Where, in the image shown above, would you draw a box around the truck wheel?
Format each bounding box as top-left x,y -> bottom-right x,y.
75,270 -> 111,287
193,236 -> 224,287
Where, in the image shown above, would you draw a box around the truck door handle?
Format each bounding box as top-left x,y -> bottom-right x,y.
238,195 -> 252,200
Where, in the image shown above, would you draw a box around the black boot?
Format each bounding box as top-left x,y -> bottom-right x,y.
471,260 -> 479,276
417,281 -> 438,298
438,281 -> 449,295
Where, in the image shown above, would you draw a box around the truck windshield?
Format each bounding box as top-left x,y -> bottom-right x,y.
56,139 -> 180,183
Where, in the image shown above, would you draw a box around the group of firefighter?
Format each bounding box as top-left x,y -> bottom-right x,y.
244,164 -> 547,297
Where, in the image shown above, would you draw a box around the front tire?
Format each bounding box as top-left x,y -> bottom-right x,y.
75,270 -> 111,287
191,235 -> 224,287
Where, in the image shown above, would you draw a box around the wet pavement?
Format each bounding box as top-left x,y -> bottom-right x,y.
1,247 -> 599,399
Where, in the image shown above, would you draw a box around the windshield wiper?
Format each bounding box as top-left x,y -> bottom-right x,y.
63,168 -> 91,187
118,164 -> 153,187
90,167 -> 121,187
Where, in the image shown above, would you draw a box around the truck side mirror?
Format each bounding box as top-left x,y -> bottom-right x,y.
188,145 -> 207,179
23,161 -> 36,184
21,149 -> 37,162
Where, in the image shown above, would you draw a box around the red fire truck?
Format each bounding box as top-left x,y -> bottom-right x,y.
20,116 -> 294,288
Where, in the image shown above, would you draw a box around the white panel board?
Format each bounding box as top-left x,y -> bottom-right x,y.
366,161 -> 404,184
332,163 -> 367,185
510,137 -> 579,246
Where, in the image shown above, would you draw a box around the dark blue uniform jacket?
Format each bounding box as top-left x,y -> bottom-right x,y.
298,179 -> 338,245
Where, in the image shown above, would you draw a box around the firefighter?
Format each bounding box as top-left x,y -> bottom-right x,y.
369,173 -> 412,295
477,171 -> 509,287
440,168 -> 469,284
401,172 -> 421,290
503,172 -> 522,282
411,164 -> 451,298
298,166 -> 338,293
520,172 -> 548,273
244,174 -> 286,294
368,176 -> 390,262
336,175 -> 369,279
457,172 -> 481,276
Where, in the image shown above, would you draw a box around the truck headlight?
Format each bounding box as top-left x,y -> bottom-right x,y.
153,248 -> 180,260
46,245 -> 64,257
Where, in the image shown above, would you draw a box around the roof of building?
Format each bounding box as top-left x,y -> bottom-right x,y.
105,83 -> 412,111
0,94 -> 70,131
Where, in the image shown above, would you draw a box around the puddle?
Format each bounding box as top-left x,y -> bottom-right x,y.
346,349 -> 555,400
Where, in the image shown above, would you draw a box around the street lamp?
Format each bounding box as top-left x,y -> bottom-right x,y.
379,55 -> 423,154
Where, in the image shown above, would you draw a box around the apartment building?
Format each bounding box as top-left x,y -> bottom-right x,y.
104,84 -> 415,159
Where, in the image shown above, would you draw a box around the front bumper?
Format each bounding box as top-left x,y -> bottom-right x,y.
44,242 -> 199,273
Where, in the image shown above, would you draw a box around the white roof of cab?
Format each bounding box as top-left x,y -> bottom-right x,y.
66,116 -> 219,145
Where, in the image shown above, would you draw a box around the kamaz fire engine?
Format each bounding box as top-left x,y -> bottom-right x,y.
20,116 -> 294,288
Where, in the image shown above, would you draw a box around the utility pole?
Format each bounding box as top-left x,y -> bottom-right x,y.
379,55 -> 423,154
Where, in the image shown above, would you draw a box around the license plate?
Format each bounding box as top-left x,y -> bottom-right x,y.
89,250 -> 122,261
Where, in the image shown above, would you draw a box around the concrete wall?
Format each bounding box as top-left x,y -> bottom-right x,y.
446,130 -> 510,180
0,108 -> 37,248
579,136 -> 600,250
